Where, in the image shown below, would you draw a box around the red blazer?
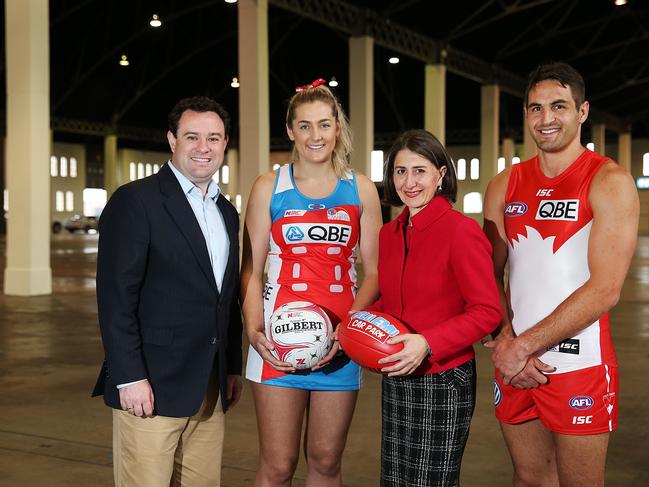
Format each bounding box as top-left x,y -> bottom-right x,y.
372,196 -> 502,375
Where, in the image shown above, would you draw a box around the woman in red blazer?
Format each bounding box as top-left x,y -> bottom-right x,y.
372,129 -> 502,487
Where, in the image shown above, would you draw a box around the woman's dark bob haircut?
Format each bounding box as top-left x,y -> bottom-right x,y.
383,129 -> 458,206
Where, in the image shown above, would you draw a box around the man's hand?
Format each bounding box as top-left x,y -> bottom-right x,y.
226,375 -> 243,410
379,334 -> 430,377
509,357 -> 556,389
483,333 -> 530,385
249,330 -> 295,373
119,380 -> 155,417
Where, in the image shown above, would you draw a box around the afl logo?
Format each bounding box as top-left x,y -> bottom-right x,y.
494,380 -> 502,407
308,203 -> 326,210
569,395 -> 594,411
285,226 -> 305,242
504,202 -> 528,217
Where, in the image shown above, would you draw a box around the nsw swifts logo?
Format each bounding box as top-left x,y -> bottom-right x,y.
504,202 -> 528,217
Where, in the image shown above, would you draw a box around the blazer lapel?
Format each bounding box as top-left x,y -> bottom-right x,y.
158,164 -> 219,294
216,195 -> 238,293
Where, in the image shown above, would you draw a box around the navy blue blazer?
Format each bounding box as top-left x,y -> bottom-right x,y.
92,163 -> 242,416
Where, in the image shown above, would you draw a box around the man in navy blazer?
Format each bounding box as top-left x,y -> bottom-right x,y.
93,96 -> 242,486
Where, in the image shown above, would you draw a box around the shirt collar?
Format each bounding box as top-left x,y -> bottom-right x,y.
394,195 -> 452,231
168,161 -> 220,200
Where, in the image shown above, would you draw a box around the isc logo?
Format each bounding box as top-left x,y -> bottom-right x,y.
504,202 -> 528,217
572,415 -> 593,425
536,189 -> 554,196
569,395 -> 594,410
535,199 -> 579,221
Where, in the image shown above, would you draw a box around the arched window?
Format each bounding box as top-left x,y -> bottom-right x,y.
221,165 -> 230,184
370,150 -> 384,182
457,158 -> 466,180
153,164 -> 160,174
60,157 -> 68,177
497,157 -> 506,173
129,162 -> 136,181
55,191 -> 65,212
470,158 -> 480,180
512,156 -> 521,165
272,163 -> 280,171
463,192 -> 483,214
145,163 -> 152,177
137,162 -> 144,180
643,153 -> 649,176
70,157 -> 78,178
50,156 -> 58,177
65,191 -> 74,211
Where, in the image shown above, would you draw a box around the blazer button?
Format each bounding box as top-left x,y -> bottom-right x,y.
210,337 -> 217,345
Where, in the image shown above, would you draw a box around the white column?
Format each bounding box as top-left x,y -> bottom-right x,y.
238,0 -> 269,219
349,36 -> 374,177
502,137 -> 515,171
523,121 -> 537,161
225,148 -> 239,202
480,84 -> 500,198
591,123 -> 606,156
4,0 -> 52,295
618,132 -> 631,173
424,64 -> 446,144
104,134 -> 119,196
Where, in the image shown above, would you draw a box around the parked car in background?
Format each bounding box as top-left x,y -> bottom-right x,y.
52,215 -> 99,234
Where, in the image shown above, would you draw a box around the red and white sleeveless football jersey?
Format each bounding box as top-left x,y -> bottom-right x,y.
504,149 -> 617,373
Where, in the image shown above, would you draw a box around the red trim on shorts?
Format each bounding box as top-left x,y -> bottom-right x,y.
494,365 -> 618,435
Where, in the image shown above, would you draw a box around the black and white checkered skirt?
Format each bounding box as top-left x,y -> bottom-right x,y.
381,359 -> 476,487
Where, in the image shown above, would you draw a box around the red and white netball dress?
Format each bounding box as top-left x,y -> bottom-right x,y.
245,164 -> 362,390
495,149 -> 618,434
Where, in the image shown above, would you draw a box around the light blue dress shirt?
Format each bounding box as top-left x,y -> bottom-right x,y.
168,161 -> 230,291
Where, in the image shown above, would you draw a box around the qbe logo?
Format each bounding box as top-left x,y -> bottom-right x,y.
285,226 -> 305,242
282,223 -> 351,245
535,199 -> 579,221
494,380 -> 502,407
569,395 -> 593,411
504,202 -> 528,217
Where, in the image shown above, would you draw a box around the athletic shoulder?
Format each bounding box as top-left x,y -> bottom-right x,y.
484,167 -> 512,220
590,160 -> 639,212
355,173 -> 380,200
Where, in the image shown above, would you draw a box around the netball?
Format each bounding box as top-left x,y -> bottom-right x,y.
338,310 -> 410,371
266,301 -> 334,369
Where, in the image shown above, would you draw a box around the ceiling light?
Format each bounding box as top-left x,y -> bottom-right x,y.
614,0 -> 627,5
231,77 -> 240,88
389,57 -> 400,64
149,14 -> 162,27
224,0 -> 238,4
328,77 -> 338,87
119,54 -> 129,67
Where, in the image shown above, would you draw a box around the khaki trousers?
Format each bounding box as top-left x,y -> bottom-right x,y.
112,386 -> 224,487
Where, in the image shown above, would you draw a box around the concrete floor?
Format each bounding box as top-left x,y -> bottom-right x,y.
0,233 -> 647,486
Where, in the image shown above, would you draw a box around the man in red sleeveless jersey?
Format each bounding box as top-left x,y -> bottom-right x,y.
483,62 -> 639,486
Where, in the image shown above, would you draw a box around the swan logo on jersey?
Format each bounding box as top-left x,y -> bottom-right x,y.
569,395 -> 594,411
285,226 -> 305,241
282,223 -> 351,245
494,381 -> 502,407
327,208 -> 351,222
535,199 -> 579,221
504,202 -> 528,217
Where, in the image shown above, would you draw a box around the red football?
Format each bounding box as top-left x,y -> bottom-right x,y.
338,310 -> 410,372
